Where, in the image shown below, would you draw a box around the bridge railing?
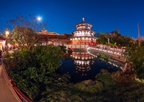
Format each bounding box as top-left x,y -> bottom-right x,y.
2,63 -> 32,102
66,44 -> 89,48
88,47 -> 126,63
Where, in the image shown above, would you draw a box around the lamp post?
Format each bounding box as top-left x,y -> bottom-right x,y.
107,38 -> 110,44
5,29 -> 10,52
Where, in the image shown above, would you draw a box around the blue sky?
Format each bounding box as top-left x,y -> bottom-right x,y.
0,0 -> 144,38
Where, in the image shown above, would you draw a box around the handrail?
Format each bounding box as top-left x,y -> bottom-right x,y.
88,47 -> 126,63
1,64 -> 22,102
13,87 -> 32,102
1,62 -> 32,102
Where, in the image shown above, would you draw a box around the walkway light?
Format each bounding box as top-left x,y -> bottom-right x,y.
5,29 -> 10,37
5,29 -> 10,52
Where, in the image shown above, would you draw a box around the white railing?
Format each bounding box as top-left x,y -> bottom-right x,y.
66,44 -> 89,49
87,47 -> 126,63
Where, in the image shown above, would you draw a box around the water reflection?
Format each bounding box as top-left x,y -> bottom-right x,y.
71,51 -> 95,75
59,51 -> 120,83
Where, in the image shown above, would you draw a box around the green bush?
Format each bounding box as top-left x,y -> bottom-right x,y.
75,80 -> 104,93
3,45 -> 66,101
96,69 -> 114,87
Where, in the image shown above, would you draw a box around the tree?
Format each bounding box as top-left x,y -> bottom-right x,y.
33,45 -> 65,72
107,30 -> 133,47
97,31 -> 133,47
10,16 -> 46,31
97,33 -> 107,44
8,16 -> 46,50
9,26 -> 39,50
124,41 -> 144,78
3,45 -> 66,101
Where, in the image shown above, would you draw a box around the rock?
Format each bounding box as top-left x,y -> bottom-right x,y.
82,79 -> 95,85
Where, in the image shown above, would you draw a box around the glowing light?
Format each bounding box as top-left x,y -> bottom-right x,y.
36,16 -> 42,21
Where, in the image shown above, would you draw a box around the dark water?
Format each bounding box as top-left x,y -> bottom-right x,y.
58,52 -> 119,83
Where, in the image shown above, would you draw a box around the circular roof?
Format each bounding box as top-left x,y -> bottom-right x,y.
76,18 -> 92,28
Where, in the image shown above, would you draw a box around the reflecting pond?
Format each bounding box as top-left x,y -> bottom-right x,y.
58,51 -> 123,83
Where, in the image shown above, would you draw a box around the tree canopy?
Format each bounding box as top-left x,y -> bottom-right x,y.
7,16 -> 47,50
124,41 -> 144,78
97,30 -> 133,47
9,26 -> 39,50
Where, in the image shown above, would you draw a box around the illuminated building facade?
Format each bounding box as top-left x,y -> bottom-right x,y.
0,29 -> 72,51
69,18 -> 97,49
37,29 -> 72,46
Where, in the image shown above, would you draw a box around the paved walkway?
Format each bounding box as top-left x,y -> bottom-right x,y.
0,66 -> 19,102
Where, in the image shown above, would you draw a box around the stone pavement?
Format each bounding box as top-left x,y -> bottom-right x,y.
0,66 -> 19,102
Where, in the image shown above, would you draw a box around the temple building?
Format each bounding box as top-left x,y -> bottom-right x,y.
68,18 -> 97,50
0,29 -> 72,51
37,29 -> 72,46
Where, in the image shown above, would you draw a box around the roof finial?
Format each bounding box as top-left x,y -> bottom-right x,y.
82,17 -> 85,22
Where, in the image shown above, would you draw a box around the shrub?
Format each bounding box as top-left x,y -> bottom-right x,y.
95,69 -> 114,87
75,80 -> 104,93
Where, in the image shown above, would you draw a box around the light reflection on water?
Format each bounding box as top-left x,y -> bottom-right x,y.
59,51 -> 122,83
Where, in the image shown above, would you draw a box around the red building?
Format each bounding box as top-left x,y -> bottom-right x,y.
37,29 -> 72,46
0,29 -> 72,51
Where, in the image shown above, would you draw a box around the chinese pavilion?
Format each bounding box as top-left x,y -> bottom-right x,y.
37,29 -> 72,46
0,29 -> 72,51
69,18 -> 97,49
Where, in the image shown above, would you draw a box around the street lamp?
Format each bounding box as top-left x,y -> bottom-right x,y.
107,38 -> 110,44
5,29 -> 10,52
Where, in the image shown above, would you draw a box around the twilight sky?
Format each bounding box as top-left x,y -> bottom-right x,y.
0,0 -> 144,38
